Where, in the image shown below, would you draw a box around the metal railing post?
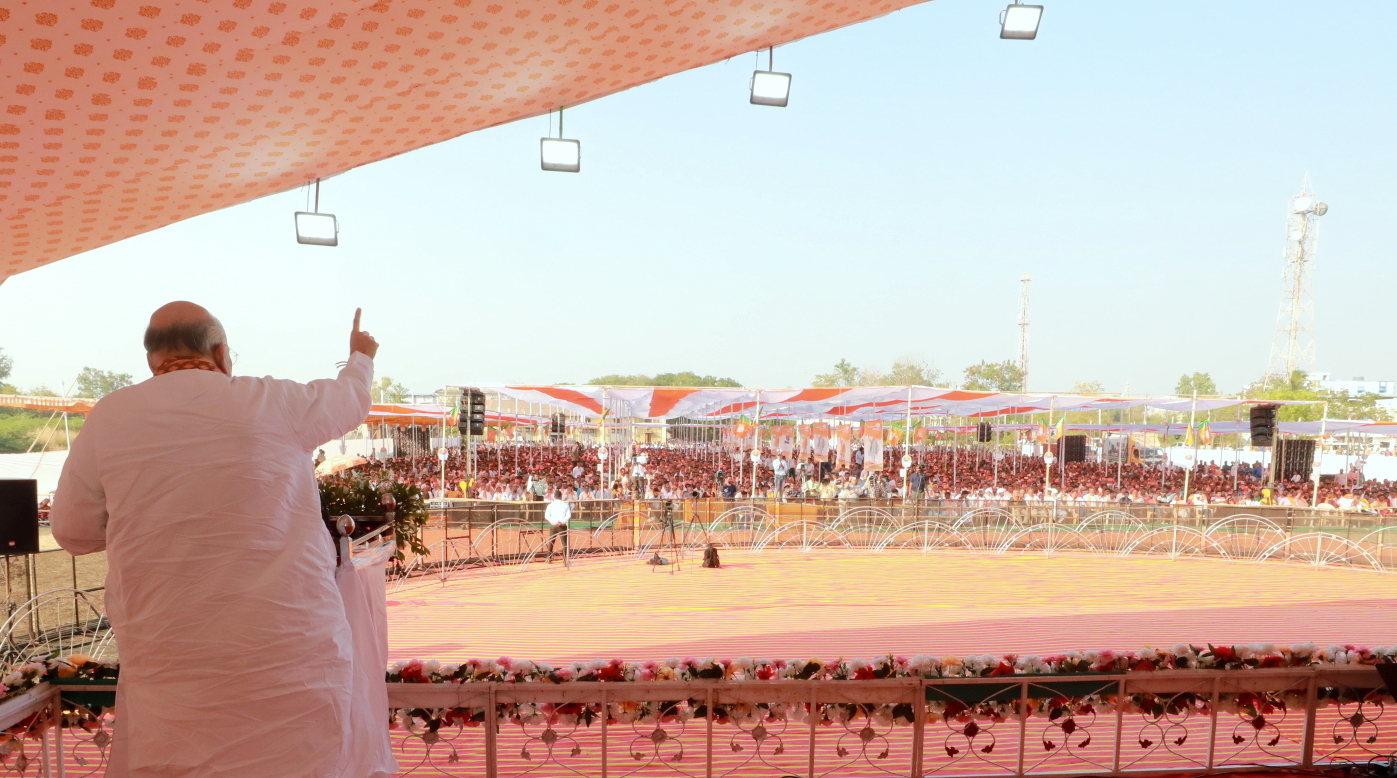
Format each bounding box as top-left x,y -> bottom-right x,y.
1111,677 -> 1125,773
1301,672 -> 1319,768
485,684 -> 498,778
705,686 -> 714,778
1016,679 -> 1028,776
1206,675 -> 1220,769
601,688 -> 609,778
808,682 -> 818,778
51,686 -> 64,778
911,680 -> 925,778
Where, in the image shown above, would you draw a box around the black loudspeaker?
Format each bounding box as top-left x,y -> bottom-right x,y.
1058,435 -> 1087,463
1250,404 -> 1278,447
976,422 -> 992,443
0,480 -> 41,555
1276,438 -> 1316,481
467,389 -> 486,436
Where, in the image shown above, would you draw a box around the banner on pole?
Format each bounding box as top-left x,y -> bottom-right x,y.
835,425 -> 853,465
812,422 -> 831,457
862,420 -> 884,471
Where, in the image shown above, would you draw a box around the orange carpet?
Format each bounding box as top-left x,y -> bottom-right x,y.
387,551 -> 1397,662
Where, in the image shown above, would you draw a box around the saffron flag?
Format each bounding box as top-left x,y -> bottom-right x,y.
1184,425 -> 1195,447
913,424 -> 927,444
1035,423 -> 1050,443
1198,422 -> 1213,445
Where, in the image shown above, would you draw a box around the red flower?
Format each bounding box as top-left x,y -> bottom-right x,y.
989,662 -> 1016,676
400,660 -> 426,683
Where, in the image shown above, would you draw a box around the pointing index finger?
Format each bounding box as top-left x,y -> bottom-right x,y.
353,308 -> 362,332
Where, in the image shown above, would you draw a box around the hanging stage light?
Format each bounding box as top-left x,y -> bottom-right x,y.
750,71 -> 792,107
540,138 -> 581,173
294,179 -> 338,246
1000,3 -> 1044,39
540,107 -> 581,172
750,47 -> 791,107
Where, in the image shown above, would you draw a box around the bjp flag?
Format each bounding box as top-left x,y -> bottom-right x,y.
913,425 -> 928,444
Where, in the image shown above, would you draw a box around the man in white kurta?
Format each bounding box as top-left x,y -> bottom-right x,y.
51,303 -> 391,777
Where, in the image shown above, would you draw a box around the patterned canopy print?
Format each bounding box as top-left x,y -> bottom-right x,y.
1,0 -> 926,279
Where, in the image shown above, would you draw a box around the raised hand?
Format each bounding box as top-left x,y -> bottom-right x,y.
350,307 -> 379,360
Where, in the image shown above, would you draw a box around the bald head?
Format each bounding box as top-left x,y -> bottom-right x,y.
144,301 -> 230,375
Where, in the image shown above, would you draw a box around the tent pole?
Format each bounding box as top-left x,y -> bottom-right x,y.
1313,401 -> 1328,507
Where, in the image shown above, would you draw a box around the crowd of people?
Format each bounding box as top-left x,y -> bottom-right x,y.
320,441 -> 1394,513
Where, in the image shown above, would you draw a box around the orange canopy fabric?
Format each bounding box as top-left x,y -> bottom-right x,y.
1,0 -> 926,280
0,394 -> 96,414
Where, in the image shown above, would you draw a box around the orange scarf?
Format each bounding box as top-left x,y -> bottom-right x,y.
154,357 -> 224,377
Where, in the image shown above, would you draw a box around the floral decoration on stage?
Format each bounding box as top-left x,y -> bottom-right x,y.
386,643 -> 1397,686
382,644 -> 1397,739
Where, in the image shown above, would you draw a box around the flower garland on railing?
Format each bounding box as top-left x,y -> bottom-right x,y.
383,644 -> 1397,735
387,643 -> 1397,685
1,646 -> 1392,738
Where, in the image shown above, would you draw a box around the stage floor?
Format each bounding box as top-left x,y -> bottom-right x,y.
386,551 -> 1397,662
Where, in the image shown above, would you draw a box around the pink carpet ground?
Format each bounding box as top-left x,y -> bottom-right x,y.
386,551 -> 1397,663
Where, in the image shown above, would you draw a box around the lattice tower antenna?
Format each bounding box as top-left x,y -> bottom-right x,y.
1264,175 -> 1328,386
1017,274 -> 1031,391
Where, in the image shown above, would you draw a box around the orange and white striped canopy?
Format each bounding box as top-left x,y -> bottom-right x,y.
1,0 -> 930,281
493,385 -> 1322,421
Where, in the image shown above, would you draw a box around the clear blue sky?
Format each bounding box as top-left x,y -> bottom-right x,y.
2,1 -> 1393,397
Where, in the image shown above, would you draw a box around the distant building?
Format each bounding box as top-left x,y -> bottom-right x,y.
1310,372 -> 1397,398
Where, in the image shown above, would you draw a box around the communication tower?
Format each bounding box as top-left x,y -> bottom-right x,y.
1264,175 -> 1328,385
1017,274 -> 1031,391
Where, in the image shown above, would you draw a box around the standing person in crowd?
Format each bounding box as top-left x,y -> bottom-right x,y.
544,490 -> 571,563
909,467 -> 927,500
772,454 -> 789,496
51,304 -> 392,777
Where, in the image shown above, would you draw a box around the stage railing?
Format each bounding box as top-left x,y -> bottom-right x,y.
391,501 -> 1397,587
8,666 -> 1393,777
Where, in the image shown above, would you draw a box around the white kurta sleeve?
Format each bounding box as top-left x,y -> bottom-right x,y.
50,414 -> 109,555
281,352 -> 375,451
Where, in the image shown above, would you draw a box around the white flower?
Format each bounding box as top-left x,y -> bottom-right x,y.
665,658 -> 680,668
389,661 -> 408,673
422,659 -> 442,675
588,659 -> 607,670
440,663 -> 459,677
513,660 -> 535,675
733,657 -> 754,670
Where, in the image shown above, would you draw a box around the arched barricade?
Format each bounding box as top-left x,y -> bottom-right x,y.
391,506 -> 1397,587
1121,525 -> 1227,560
1257,532 -> 1385,571
0,588 -> 115,666
1202,516 -> 1290,562
751,521 -> 856,552
871,521 -> 971,553
1072,511 -> 1152,555
827,506 -> 898,532
996,523 -> 1093,555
